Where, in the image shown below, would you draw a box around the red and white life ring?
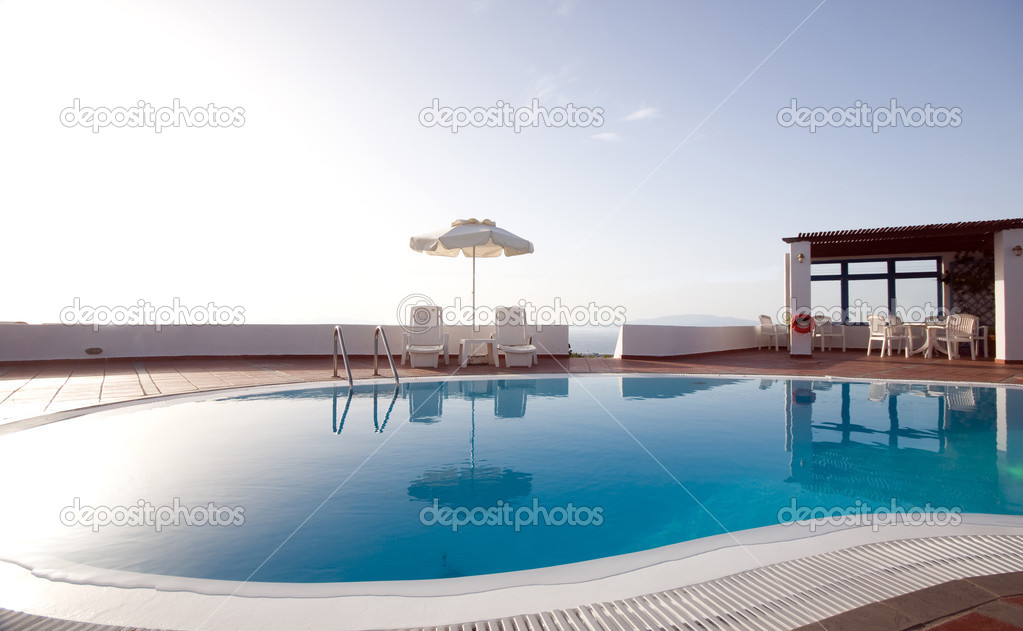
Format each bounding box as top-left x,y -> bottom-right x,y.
791,313 -> 815,335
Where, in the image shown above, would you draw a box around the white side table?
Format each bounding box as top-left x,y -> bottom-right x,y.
459,339 -> 498,368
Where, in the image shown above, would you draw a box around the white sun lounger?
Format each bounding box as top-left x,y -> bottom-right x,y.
401,305 -> 449,368
494,306 -> 537,368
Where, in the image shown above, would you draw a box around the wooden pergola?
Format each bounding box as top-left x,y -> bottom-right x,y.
783,218 -> 1023,362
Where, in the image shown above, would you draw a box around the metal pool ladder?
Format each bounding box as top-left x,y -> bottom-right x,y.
332,325 -> 353,387
373,326 -> 400,385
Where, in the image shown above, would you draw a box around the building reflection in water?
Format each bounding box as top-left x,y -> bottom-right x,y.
784,379 -> 1023,512
324,376 -> 1023,515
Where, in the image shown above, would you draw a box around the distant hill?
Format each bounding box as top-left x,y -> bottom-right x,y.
628,314 -> 759,327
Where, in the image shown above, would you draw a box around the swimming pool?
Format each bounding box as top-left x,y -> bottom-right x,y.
2,374 -> 1021,588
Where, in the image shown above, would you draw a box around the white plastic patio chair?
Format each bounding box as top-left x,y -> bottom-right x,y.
401,305 -> 449,368
885,315 -> 912,358
938,313 -> 979,360
494,306 -> 537,367
866,315 -> 888,356
867,315 -> 910,357
812,315 -> 846,352
757,315 -> 781,351
973,323 -> 989,358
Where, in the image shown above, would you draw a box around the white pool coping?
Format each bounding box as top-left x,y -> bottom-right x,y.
4,518 -> 1023,630
4,374 -> 1023,630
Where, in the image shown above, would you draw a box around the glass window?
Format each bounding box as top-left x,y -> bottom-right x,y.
895,278 -> 940,322
896,259 -> 938,273
811,263 -> 841,276
811,281 -> 842,320
848,261 -> 888,275
847,279 -> 889,322
808,257 -> 940,324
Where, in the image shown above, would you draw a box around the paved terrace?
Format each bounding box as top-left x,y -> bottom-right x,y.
4,349 -> 1023,631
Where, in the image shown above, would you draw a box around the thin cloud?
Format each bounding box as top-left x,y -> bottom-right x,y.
521,61 -> 582,105
524,74 -> 564,102
552,0 -> 578,16
591,132 -> 620,141
625,107 -> 659,121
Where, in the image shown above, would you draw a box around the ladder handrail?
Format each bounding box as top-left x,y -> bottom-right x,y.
332,325 -> 354,387
373,326 -> 400,385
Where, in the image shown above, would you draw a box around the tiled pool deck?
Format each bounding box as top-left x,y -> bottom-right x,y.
3,349 -> 1023,630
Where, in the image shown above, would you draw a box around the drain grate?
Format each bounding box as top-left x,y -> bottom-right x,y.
399,534 -> 1023,631
0,607 -> 168,631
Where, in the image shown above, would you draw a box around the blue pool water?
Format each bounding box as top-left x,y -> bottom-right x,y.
1,376 -> 1022,583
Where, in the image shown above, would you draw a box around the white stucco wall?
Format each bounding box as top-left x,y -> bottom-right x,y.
611,323 -> 874,358
995,229 -> 1023,362
612,324 -> 759,358
0,324 -> 569,362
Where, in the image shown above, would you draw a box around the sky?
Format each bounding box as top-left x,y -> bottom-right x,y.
2,0 -> 1021,327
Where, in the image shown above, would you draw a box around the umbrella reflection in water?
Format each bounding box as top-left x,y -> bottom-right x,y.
408,380 -> 532,507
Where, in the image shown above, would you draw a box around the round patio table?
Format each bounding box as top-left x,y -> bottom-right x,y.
905,323 -> 949,359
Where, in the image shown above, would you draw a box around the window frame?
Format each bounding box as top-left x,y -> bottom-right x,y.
810,256 -> 942,324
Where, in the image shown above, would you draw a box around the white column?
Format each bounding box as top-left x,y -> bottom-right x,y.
783,253 -> 791,322
994,229 -> 1023,362
789,241 -> 812,356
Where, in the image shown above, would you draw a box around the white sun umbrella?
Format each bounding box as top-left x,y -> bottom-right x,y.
409,218 -> 534,328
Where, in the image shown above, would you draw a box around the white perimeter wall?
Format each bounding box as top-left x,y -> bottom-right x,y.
614,325 -> 758,358
0,324 -> 569,362
613,324 -> 876,358
0,322 -> 925,362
